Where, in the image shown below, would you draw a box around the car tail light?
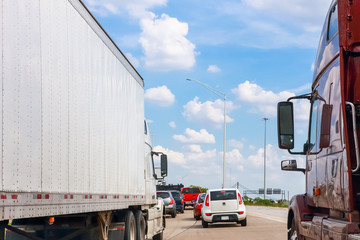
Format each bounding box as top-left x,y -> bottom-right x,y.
205,195 -> 209,206
169,199 -> 174,205
239,211 -> 244,214
181,199 -> 184,204
238,193 -> 243,205
205,213 -> 211,216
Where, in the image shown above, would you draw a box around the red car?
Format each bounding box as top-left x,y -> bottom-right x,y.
181,187 -> 202,208
193,193 -> 206,220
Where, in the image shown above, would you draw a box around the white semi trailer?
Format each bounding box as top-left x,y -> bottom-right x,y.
0,0 -> 167,239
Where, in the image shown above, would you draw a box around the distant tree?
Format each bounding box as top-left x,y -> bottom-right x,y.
190,185 -> 208,193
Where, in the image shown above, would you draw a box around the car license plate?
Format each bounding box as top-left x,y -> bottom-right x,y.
221,216 -> 229,221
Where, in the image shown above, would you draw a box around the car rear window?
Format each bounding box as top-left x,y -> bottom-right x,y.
210,190 -> 237,201
157,192 -> 170,199
171,192 -> 181,199
182,188 -> 201,194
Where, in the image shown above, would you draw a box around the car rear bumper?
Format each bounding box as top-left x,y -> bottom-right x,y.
165,205 -> 176,213
184,201 -> 194,206
202,211 -> 246,223
176,204 -> 184,211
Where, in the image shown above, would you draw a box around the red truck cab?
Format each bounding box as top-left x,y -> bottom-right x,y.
181,187 -> 202,208
277,0 -> 360,239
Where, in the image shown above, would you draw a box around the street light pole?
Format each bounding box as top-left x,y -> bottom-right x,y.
222,94 -> 226,189
186,78 -> 227,189
263,117 -> 268,200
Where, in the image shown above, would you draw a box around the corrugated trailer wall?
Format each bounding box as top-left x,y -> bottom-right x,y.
1,0 -> 145,197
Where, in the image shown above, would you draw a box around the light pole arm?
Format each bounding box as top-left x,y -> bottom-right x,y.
186,78 -> 227,188
186,78 -> 225,99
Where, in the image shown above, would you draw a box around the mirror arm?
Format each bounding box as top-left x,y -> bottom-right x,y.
152,151 -> 162,156
287,93 -> 313,102
288,149 -> 306,155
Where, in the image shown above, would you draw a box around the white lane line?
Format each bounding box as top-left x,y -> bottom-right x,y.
247,211 -> 287,223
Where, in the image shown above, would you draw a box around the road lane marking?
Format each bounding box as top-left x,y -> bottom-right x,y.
247,211 -> 287,223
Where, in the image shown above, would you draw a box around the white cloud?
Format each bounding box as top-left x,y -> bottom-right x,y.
247,143 -> 306,170
169,121 -> 176,128
242,0 -> 330,27
182,97 -> 235,128
153,145 -> 245,180
186,144 -> 202,153
197,0 -> 332,49
249,145 -> 256,151
84,0 -> 196,72
139,14 -> 196,71
231,81 -> 310,130
232,81 -> 294,117
224,149 -> 244,165
153,145 -> 186,165
208,65 -> 221,73
145,85 -> 175,107
228,139 -> 244,149
173,128 -> 215,144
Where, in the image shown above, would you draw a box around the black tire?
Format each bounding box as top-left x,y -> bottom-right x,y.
195,215 -> 201,220
202,219 -> 208,228
288,217 -> 298,240
240,218 -> 247,226
124,211 -> 136,240
153,232 -> 163,240
171,209 -> 177,218
134,210 -> 146,240
181,205 -> 184,213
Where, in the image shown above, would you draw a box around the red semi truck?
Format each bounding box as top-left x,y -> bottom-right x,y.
277,0 -> 360,239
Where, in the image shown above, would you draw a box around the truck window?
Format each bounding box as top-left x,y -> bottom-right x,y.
327,4 -> 338,41
182,188 -> 201,194
309,100 -> 319,153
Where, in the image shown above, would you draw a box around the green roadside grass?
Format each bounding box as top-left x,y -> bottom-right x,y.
243,197 -> 289,208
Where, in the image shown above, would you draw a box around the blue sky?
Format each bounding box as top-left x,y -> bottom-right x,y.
83,0 -> 332,199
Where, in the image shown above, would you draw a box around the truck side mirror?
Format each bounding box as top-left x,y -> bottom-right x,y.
161,155 -> 168,177
277,102 -> 294,149
281,160 -> 305,174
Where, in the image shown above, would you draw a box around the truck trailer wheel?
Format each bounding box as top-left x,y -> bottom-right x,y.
134,210 -> 145,240
124,211 -> 136,240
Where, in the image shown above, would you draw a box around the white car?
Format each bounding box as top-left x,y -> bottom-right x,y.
201,188 -> 247,228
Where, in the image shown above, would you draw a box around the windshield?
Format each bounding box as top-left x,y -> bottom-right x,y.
182,188 -> 201,194
210,190 -> 237,201
198,194 -> 205,203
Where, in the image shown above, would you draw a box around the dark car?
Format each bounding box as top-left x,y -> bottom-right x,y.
170,190 -> 185,213
193,193 -> 206,220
